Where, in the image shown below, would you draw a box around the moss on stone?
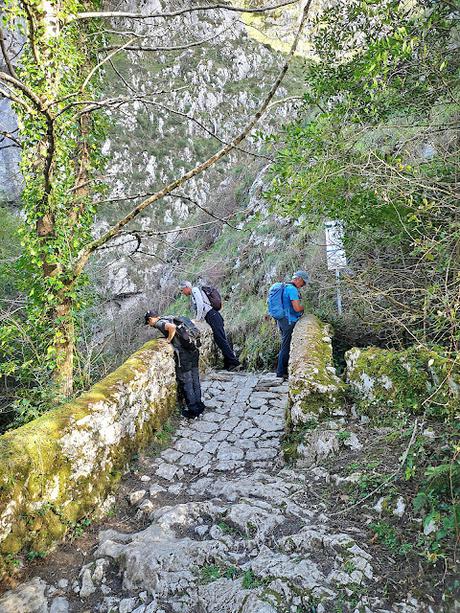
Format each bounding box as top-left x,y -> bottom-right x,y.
346,346 -> 459,419
0,338 -> 181,575
0,534 -> 22,555
286,315 -> 347,457
288,315 -> 347,425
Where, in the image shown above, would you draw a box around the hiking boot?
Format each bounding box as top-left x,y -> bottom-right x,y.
187,403 -> 205,417
181,408 -> 199,419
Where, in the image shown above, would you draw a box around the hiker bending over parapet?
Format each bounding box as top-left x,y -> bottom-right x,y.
179,281 -> 241,372
145,311 -> 205,419
268,270 -> 309,380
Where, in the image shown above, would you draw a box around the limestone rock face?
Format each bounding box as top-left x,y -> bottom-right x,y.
91,0 -> 310,324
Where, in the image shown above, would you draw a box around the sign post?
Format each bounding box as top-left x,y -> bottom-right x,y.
324,220 -> 347,316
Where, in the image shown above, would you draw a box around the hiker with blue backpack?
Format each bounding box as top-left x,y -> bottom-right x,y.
179,281 -> 241,372
144,310 -> 205,419
268,271 -> 309,380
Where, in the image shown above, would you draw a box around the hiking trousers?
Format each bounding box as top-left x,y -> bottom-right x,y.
176,366 -> 202,412
174,348 -> 202,411
276,317 -> 297,378
205,309 -> 239,368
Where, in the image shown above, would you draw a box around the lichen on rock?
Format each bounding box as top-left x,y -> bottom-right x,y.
288,314 -> 346,427
345,345 -> 459,418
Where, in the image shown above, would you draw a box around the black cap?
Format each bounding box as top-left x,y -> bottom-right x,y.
144,310 -> 158,325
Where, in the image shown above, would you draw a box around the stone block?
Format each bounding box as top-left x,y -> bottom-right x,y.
288,315 -> 346,425
346,346 -> 459,417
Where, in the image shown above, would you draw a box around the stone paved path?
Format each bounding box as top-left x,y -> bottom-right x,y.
0,372 -> 427,613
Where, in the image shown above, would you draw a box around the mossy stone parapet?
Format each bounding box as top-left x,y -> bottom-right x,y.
288,314 -> 346,425
196,321 -> 218,369
0,338 -> 181,573
346,346 -> 459,418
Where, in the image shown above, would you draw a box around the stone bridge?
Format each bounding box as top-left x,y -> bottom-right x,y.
0,316 -> 449,612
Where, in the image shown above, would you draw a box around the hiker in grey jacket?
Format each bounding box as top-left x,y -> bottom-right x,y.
179,281 -> 240,371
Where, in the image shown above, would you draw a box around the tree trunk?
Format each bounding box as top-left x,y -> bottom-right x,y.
54,299 -> 75,397
52,113 -> 91,397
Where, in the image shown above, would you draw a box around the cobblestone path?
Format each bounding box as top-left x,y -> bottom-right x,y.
0,372 -> 426,613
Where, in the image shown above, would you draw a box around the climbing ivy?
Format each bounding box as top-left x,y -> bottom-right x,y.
0,0 -> 106,407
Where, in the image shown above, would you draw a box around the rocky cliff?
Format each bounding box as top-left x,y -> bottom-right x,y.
0,0 -> 324,364
88,0 -> 314,350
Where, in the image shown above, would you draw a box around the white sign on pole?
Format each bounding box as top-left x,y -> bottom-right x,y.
324,220 -> 347,271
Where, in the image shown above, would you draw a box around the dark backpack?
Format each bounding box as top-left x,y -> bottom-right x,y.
201,285 -> 222,311
172,316 -> 202,351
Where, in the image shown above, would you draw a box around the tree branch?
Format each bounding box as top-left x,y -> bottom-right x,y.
0,129 -> 21,148
72,1 -> 302,22
0,28 -> 18,78
80,36 -> 137,92
21,0 -> 41,65
0,72 -> 56,199
54,87 -> 189,117
0,86 -> 36,114
72,0 -> 312,278
0,70 -> 44,109
102,20 -> 237,52
142,99 -> 273,161
115,216 -> 237,241
172,191 -> 240,229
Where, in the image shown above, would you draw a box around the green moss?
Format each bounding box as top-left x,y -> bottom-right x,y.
0,534 -> 23,555
285,316 -> 347,456
347,346 -> 459,419
0,339 -> 177,575
61,501 -> 80,524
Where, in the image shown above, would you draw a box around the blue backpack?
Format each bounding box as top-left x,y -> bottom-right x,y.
267,282 -> 288,320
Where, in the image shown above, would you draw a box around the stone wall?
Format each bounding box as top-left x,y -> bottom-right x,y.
0,329 -> 211,572
287,314 -> 346,426
346,346 -> 459,418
